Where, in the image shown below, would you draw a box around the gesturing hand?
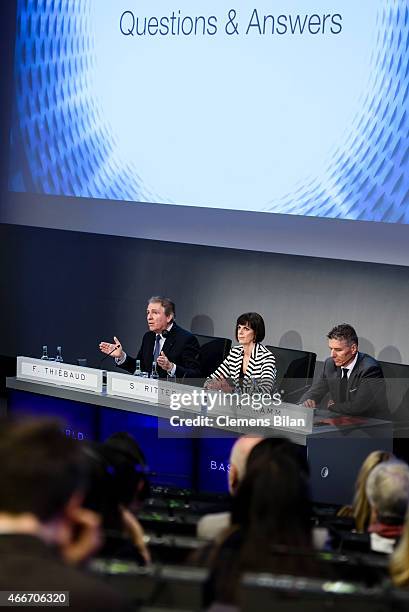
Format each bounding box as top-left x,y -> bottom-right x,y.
205,377 -> 233,392
61,506 -> 102,565
98,336 -> 124,360
157,351 -> 173,373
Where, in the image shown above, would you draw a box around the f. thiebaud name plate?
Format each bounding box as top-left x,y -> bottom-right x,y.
17,356 -> 103,393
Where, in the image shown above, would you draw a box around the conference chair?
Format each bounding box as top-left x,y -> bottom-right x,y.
89,560 -> 207,610
378,360 -> 409,423
265,345 -> 316,403
193,334 -> 232,379
379,360 -> 409,461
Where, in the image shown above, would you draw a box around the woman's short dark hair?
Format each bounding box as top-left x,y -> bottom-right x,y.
235,312 -> 265,343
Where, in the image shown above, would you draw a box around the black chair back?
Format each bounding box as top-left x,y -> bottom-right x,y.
240,573 -> 388,612
378,360 -> 409,423
89,560 -> 207,609
265,345 -> 316,403
193,334 -> 232,378
379,360 -> 409,460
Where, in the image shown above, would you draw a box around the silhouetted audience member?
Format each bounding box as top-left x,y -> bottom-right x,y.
82,433 -> 150,563
337,450 -> 394,532
0,419 -> 130,611
103,431 -> 150,511
204,443 -> 319,607
365,460 -> 409,554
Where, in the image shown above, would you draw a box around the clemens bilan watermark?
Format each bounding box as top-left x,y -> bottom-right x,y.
167,389 -> 307,431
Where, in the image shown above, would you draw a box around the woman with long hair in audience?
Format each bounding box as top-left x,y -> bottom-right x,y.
337,450 -> 393,532
204,440 -> 320,607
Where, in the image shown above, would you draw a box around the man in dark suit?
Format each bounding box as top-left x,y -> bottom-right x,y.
0,420 -> 130,612
99,296 -> 201,379
300,324 -> 388,419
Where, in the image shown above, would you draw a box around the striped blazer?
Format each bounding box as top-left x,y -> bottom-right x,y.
209,343 -> 276,393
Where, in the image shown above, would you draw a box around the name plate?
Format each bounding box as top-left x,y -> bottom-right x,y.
205,392 -> 314,434
17,356 -> 103,393
106,372 -> 202,413
272,401 -> 314,433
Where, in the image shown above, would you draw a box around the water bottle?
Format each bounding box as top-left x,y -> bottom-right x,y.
55,346 -> 63,363
134,359 -> 141,376
151,361 -> 159,379
167,371 -> 176,384
41,345 -> 49,360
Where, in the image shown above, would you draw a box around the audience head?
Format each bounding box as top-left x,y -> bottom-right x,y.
82,433 -> 149,529
232,438 -> 311,542
102,432 -> 150,507
0,419 -> 87,522
352,449 -> 393,532
228,435 -> 263,495
235,312 -> 265,344
246,436 -> 310,478
366,459 -> 409,527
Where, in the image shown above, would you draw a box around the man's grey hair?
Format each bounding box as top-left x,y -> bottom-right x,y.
148,296 -> 175,319
366,460 -> 409,522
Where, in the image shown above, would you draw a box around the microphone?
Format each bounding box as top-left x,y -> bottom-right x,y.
99,344 -> 121,368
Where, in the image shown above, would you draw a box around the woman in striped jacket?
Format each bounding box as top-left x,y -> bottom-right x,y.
206,312 -> 276,394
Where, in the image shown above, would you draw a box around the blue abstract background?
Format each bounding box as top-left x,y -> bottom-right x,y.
9,0 -> 409,224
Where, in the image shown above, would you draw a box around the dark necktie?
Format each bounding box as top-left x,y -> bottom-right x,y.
153,334 -> 161,364
339,367 -> 348,402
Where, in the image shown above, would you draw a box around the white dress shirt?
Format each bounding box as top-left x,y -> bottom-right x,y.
341,353 -> 358,379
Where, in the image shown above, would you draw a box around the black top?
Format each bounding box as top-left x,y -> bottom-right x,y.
0,534 -> 131,612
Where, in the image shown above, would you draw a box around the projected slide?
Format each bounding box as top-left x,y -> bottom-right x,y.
9,0 -> 409,223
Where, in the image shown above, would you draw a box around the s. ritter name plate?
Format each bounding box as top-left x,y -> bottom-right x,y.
106,371 -> 202,413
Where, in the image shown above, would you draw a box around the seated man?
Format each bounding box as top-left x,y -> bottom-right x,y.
0,419 -> 130,611
300,323 -> 388,418
366,460 -> 409,553
99,295 -> 201,379
197,435 -> 263,541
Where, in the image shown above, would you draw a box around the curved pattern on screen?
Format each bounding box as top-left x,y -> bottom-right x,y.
9,0 -> 163,203
267,2 -> 409,223
9,0 -> 409,224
